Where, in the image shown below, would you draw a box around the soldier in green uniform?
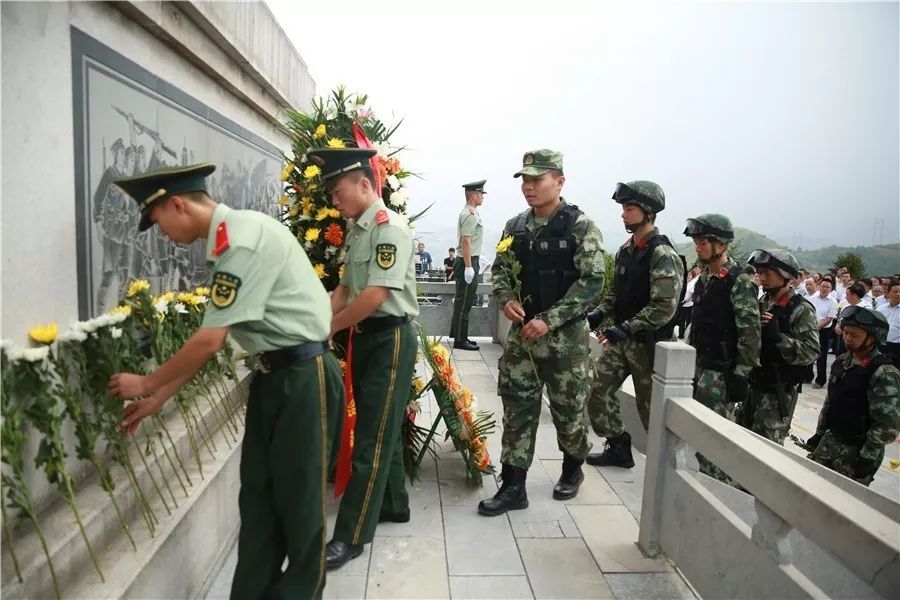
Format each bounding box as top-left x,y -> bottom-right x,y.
805,307 -> 900,486
479,149 -> 606,516
745,249 -> 820,444
683,214 -> 761,482
450,180 -> 486,350
107,163 -> 343,599
585,181 -> 684,468
307,148 -> 419,570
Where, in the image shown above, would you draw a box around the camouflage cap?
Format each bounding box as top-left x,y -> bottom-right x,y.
748,248 -> 800,280
513,149 -> 563,178
684,213 -> 734,243
612,180 -> 665,213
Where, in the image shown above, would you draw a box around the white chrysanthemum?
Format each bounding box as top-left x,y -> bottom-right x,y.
93,314 -> 115,329
389,188 -> 408,207
110,327 -> 123,339
58,328 -> 89,343
173,302 -> 188,314
195,295 -> 209,305
154,299 -> 169,314
374,142 -> 391,158
0,339 -> 15,352
108,312 -> 128,324
20,346 -> 50,362
81,318 -> 100,333
387,175 -> 401,191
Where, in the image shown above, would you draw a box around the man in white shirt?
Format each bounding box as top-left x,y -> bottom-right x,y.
802,277 -> 817,298
872,283 -> 887,309
677,264 -> 701,339
808,278 -> 838,388
877,280 -> 900,367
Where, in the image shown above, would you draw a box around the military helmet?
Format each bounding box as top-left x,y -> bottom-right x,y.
683,213 -> 734,243
612,181 -> 665,213
839,305 -> 890,346
748,248 -> 800,281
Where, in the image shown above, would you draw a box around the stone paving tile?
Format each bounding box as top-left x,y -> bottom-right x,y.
591,452 -> 647,482
375,479 -> 444,538
606,480 -> 644,521
444,505 -> 525,576
439,456 -> 499,506
534,425 -> 566,460
568,505 -> 669,573
605,572 -> 697,599
367,536 -> 450,599
323,575 -> 368,599
450,575 -> 535,599
539,460 -> 622,505
518,538 -> 613,599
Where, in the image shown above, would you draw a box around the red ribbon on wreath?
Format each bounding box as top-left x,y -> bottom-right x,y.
352,122 -> 385,192
334,329 -> 357,497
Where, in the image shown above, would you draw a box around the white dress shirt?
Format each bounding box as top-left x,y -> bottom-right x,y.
682,277 -> 698,307
808,293 -> 838,327
877,302 -> 900,343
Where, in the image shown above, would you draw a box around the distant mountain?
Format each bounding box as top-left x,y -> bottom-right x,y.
675,227 -> 900,276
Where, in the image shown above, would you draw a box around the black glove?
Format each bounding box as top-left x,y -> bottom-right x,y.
725,373 -> 750,408
761,317 -> 782,344
803,433 -> 822,452
855,454 -> 880,479
587,309 -> 605,331
602,325 -> 629,345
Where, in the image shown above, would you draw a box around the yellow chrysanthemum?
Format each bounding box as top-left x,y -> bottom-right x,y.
305,228 -> 320,242
177,292 -> 194,304
339,264 -> 345,280
159,291 -> 175,303
126,279 -> 151,298
187,294 -> 207,307
328,208 -> 342,219
278,195 -> 291,206
280,163 -> 294,181
315,207 -> 331,221
496,236 -> 514,254
326,137 -> 345,148
29,323 -> 58,345
109,304 -> 132,317
413,377 -> 426,394
303,165 -> 321,180
313,124 -> 327,139
313,263 -> 326,279
289,204 -> 300,217
194,286 -> 210,296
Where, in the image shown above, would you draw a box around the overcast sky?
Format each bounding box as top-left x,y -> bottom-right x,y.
266,0 -> 899,263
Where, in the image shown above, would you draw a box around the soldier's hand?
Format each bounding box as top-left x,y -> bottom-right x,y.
760,314 -> 781,344
602,325 -> 629,346
119,393 -> 166,436
587,309 -> 605,331
803,433 -> 822,452
504,300 -> 526,324
520,317 -> 549,341
464,267 -> 475,284
108,372 -> 151,399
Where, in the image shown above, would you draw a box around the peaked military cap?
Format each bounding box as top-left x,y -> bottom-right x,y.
462,180 -> 487,193
514,149 -> 564,177
113,162 -> 216,232
307,147 -> 377,182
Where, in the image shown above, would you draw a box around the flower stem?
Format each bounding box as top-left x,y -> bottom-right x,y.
63,479 -> 105,582
202,385 -> 234,447
133,431 -> 173,516
189,400 -> 217,460
91,458 -> 137,551
117,446 -> 157,534
140,425 -> 178,509
153,414 -> 193,488
176,398 -> 204,480
1,499 -> 23,582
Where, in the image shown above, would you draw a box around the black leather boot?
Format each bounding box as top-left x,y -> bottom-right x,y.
477,464 -> 528,516
585,432 -> 635,468
553,453 -> 585,500
453,339 -> 479,351
326,540 -> 364,570
378,507 -> 411,523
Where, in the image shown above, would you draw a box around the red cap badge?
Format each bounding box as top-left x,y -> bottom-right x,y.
375,209 -> 389,226
213,221 -> 230,256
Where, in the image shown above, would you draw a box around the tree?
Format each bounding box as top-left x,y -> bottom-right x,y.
834,252 -> 867,279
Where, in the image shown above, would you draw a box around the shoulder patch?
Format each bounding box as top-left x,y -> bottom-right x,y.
375,209 -> 390,226
213,221 -> 230,256
210,272 -> 241,308
375,243 -> 396,269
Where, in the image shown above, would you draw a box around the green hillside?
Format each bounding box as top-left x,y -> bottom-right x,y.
675,228 -> 900,276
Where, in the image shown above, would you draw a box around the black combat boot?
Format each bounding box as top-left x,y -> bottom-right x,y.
585,432 -> 635,468
553,453 -> 585,500
477,464 -> 528,516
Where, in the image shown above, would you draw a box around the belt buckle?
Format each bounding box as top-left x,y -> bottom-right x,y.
257,354 -> 271,374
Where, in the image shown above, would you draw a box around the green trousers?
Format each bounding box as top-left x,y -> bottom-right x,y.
230,352 -> 344,600
450,256 -> 480,340
333,323 -> 416,545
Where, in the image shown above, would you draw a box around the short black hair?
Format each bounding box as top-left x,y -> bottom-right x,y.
448,247 -> 455,252
847,282 -> 865,299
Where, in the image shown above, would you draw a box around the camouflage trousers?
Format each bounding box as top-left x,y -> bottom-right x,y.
587,339 -> 654,437
742,385 -> 799,445
498,321 -> 593,469
694,367 -> 739,483
808,432 -> 881,486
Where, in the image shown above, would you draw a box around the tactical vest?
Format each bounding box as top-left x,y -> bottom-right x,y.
824,354 -> 893,445
509,204 -> 581,323
612,233 -> 686,340
752,294 -> 814,390
690,265 -> 745,370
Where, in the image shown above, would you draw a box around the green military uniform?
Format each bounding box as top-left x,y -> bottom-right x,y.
745,249 -> 819,445
684,215 -> 760,483
114,164 -> 343,600
309,149 -> 419,551
587,182 -> 683,465
450,180 -> 486,346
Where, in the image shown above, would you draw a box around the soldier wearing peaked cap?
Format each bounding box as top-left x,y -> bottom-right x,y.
479,149 -> 606,517
307,148 -> 419,571
451,179 -> 487,350
106,163 -> 344,599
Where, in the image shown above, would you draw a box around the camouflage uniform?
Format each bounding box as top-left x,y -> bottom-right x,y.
808,347 -> 900,485
495,202 -> 606,468
588,227 -> 683,435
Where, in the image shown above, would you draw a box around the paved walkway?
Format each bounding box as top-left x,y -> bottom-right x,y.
204,341 -> 697,599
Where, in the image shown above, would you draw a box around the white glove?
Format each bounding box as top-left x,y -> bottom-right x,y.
464,267 -> 476,284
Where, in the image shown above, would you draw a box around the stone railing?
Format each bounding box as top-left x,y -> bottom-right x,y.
416,282 -> 499,340
639,342 -> 900,599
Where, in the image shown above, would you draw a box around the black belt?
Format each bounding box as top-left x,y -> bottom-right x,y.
354,315 -> 410,335
257,341 -> 328,373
